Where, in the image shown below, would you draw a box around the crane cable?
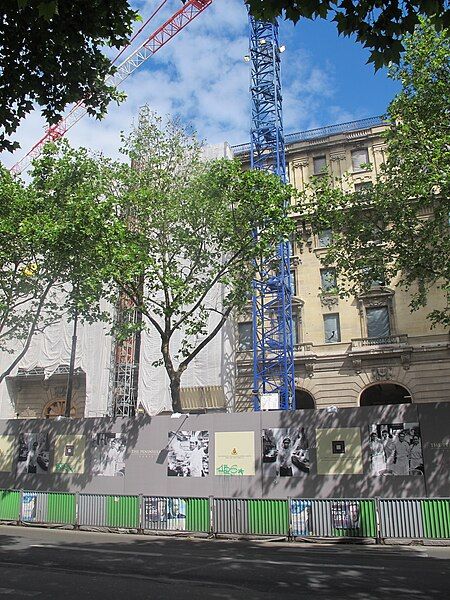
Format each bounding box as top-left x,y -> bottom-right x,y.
111,0 -> 170,66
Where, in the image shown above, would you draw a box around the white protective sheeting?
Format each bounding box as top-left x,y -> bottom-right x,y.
0,312 -> 113,418
137,284 -> 235,416
0,290 -> 235,418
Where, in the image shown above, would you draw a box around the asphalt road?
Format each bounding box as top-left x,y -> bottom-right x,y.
0,525 -> 449,599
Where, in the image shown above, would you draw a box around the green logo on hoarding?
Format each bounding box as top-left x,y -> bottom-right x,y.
217,464 -> 245,476
55,462 -> 73,473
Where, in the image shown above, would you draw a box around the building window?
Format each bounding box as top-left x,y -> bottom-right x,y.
290,270 -> 297,296
351,148 -> 370,172
317,229 -> 332,248
238,322 -> 253,350
292,314 -> 299,345
313,155 -> 327,175
320,268 -> 337,293
288,235 -> 295,256
361,266 -> 386,287
366,306 -> 390,338
355,181 -> 373,192
323,313 -> 341,343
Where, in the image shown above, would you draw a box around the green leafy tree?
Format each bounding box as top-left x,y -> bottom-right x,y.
107,112 -> 294,412
0,1 -> 137,151
305,19 -> 450,327
245,0 -> 450,68
0,141 -> 120,382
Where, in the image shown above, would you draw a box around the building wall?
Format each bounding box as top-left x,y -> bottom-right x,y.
235,120 -> 450,411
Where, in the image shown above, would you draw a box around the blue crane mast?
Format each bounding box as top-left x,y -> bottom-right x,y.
249,17 -> 295,411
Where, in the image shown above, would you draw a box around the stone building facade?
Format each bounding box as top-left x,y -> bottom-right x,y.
233,117 -> 450,411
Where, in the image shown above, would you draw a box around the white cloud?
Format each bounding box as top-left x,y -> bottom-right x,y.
2,0 -> 356,171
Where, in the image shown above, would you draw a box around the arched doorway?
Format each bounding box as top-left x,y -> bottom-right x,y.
294,389 -> 315,410
360,383 -> 412,406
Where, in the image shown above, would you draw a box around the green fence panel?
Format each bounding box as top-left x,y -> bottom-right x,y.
332,500 -> 377,538
106,495 -> 139,528
47,493 -> 76,525
186,498 -> 209,532
0,490 -> 20,521
422,500 -> 450,539
248,500 -> 289,536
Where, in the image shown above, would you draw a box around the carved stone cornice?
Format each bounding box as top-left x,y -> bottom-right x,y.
329,153 -> 346,162
292,158 -> 309,169
320,293 -> 339,310
357,287 -> 395,316
372,143 -> 387,154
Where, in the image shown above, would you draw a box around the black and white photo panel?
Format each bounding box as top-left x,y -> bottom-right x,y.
17,433 -> 50,475
369,422 -> 423,475
91,433 -> 126,477
262,427 -> 310,477
167,430 -> 209,477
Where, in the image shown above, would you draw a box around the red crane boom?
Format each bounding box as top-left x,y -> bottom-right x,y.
11,0 -> 213,175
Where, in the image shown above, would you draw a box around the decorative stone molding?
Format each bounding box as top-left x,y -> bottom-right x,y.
294,341 -> 313,354
329,153 -> 346,162
20,406 -> 38,418
401,350 -> 412,370
291,256 -> 301,267
372,143 -> 387,155
320,293 -> 339,310
351,357 -> 362,374
305,362 -> 315,378
371,366 -> 392,381
298,222 -> 313,253
351,334 -> 408,350
358,287 -> 395,309
293,158 -> 309,169
347,129 -> 371,140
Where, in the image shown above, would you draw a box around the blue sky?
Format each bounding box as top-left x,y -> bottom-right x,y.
3,0 -> 400,170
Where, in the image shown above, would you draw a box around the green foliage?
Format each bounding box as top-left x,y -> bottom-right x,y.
0,1 -> 137,151
304,19 -> 450,326
245,0 -> 450,68
0,140 -> 120,381
107,110 -> 294,410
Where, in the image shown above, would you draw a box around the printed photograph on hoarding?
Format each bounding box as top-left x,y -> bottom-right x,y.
167,431 -> 209,477
215,431 -> 255,476
21,492 -> 38,522
369,422 -> 423,475
144,497 -> 186,530
262,428 -> 310,476
0,435 -> 15,472
290,500 -> 311,536
92,433 -> 126,477
331,501 -> 360,530
17,433 -> 50,475
316,427 -> 363,475
52,435 -> 85,474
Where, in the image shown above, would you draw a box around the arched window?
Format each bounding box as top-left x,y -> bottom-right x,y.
294,389 -> 315,410
360,383 -> 412,407
43,400 -> 76,419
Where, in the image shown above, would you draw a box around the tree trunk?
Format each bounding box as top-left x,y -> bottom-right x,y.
169,372 -> 182,413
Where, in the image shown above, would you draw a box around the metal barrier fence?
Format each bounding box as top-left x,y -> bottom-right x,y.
290,498 -> 377,538
0,489 -> 448,541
